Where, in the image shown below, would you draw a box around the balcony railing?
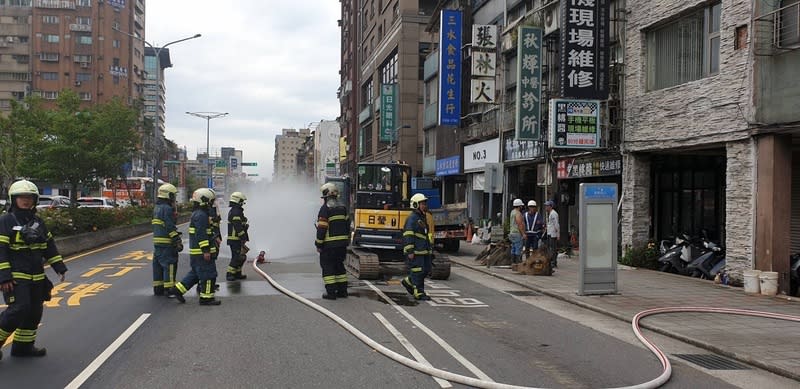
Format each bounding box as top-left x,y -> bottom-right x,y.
69,24 -> 91,32
36,0 -> 75,9
754,2 -> 800,55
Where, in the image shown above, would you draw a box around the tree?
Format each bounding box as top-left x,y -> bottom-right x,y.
0,97 -> 49,196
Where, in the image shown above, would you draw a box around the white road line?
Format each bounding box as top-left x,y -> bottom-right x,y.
373,312 -> 452,388
64,313 -> 151,389
364,281 -> 495,382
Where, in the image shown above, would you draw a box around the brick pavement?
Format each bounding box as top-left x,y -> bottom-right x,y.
447,242 -> 800,381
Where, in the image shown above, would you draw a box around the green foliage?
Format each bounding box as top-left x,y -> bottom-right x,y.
620,242 -> 660,269
39,206 -> 155,237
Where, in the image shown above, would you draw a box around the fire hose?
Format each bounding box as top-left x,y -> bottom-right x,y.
251,259 -> 800,388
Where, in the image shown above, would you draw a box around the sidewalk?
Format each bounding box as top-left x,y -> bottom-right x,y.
448,243 -> 800,381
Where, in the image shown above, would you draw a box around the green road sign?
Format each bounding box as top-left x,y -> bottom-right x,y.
241,162 -> 258,166
162,160 -> 181,164
215,160 -> 226,168
247,173 -> 259,176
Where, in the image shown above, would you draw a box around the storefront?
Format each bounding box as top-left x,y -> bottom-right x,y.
463,138 -> 501,225
504,138 -> 546,208
435,155 -> 467,205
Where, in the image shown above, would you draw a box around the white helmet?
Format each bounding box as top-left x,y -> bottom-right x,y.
527,200 -> 537,207
157,183 -> 178,200
8,179 -> 39,207
229,191 -> 246,205
410,193 -> 428,209
320,182 -> 339,198
191,188 -> 215,207
513,198 -> 524,207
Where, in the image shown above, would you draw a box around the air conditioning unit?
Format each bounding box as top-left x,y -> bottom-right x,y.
544,3 -> 560,37
80,62 -> 89,68
6,36 -> 15,43
74,81 -> 82,87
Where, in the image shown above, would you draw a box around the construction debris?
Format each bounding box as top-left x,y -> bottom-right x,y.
512,248 -> 552,276
475,241 -> 513,267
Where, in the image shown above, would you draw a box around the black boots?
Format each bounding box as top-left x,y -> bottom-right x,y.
336,283 -> 348,298
322,285 -> 337,300
11,344 -> 47,357
199,298 -> 221,306
226,274 -> 237,281
153,286 -> 165,296
167,287 -> 185,303
401,277 -> 415,296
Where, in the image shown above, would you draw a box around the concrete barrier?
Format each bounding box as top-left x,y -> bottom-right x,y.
53,214 -> 191,257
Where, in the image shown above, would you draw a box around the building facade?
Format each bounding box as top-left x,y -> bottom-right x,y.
273,128 -> 311,182
314,119 -> 342,184
0,2 -> 32,114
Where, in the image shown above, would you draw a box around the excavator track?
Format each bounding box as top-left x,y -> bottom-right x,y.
431,254 -> 451,280
346,247 -> 381,279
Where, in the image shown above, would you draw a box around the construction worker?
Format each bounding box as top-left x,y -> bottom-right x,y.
225,191 -> 249,281
168,188 -> 220,305
0,179 -> 67,359
315,183 -> 350,300
401,193 -> 432,301
152,183 -> 183,296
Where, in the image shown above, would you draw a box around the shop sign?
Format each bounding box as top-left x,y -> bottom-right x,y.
560,0 -> 610,100
438,10 -> 462,126
436,155 -> 461,176
504,138 -> 545,161
379,83 -> 397,142
557,156 -> 622,179
463,138 -> 499,172
515,26 -> 543,140
549,99 -> 600,148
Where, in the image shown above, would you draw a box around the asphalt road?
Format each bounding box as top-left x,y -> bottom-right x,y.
0,222 -> 795,388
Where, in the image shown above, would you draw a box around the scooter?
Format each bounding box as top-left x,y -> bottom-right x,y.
790,253 -> 800,297
687,239 -> 725,279
658,234 -> 695,275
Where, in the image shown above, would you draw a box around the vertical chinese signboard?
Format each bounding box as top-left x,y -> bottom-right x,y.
549,99 -> 601,148
515,26 -> 543,140
560,0 -> 609,100
470,24 -> 497,104
438,9 -> 462,126
380,83 -> 397,142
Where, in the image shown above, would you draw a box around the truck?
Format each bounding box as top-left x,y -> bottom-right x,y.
411,177 -> 467,253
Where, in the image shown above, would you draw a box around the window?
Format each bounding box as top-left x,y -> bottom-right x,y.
42,15 -> 59,24
12,54 -> 29,64
42,91 -> 58,100
79,92 -> 91,101
361,78 -> 373,109
41,72 -> 58,80
78,35 -> 92,45
44,34 -> 59,43
380,50 -> 398,84
39,52 -> 59,61
77,0 -> 91,6
424,129 -> 435,156
75,16 -> 91,26
8,0 -> 32,6
646,3 -> 721,90
779,0 -> 800,47
74,54 -> 91,63
76,72 -> 91,81
112,39 -> 120,48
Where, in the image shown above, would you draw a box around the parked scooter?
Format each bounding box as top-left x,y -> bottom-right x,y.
657,234 -> 697,275
790,253 -> 800,297
687,239 -> 725,279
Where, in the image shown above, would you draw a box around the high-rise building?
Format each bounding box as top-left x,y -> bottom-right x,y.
143,46 -> 169,138
0,2 -> 32,115
273,128 -> 310,182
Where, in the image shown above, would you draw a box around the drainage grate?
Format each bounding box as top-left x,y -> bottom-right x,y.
505,290 -> 541,296
673,354 -> 750,370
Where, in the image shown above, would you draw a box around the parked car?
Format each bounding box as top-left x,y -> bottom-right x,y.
37,195 -> 73,210
77,197 -> 117,209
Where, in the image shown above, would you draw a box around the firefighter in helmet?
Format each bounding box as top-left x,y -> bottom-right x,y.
315,183 -> 350,300
0,179 -> 67,358
225,191 -> 249,281
401,193 -> 432,301
152,183 -> 183,296
168,188 -> 220,305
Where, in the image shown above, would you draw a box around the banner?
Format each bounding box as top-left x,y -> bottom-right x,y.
379,83 -> 397,142
515,27 -> 543,140
438,9 -> 462,126
560,0 -> 610,100
556,157 -> 622,179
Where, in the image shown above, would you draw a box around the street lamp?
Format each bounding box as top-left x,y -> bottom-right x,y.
186,112 -> 229,188
389,124 -> 411,163
114,27 -> 201,203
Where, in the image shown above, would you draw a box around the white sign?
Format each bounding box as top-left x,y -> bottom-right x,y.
463,138 -> 499,172
470,79 -> 495,103
471,51 -> 496,77
472,25 -> 497,50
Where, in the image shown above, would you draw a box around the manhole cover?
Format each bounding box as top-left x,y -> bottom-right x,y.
673,354 -> 750,370
505,290 -> 541,296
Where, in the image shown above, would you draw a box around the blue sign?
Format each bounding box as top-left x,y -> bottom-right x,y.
435,155 -> 460,176
108,0 -> 126,9
584,184 -> 617,200
230,157 -> 238,170
438,9 -> 462,126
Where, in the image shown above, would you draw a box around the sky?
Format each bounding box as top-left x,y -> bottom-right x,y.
147,1 -> 341,181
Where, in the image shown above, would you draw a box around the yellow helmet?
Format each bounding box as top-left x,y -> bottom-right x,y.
410,193 -> 428,209
230,191 -> 246,205
157,183 -> 178,200
8,179 -> 39,206
191,188 -> 215,206
320,182 -> 339,198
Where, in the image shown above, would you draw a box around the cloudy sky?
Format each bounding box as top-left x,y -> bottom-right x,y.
147,1 -> 341,181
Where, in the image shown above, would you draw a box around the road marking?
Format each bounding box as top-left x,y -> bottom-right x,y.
64,313 -> 151,389
363,281 -> 494,382
373,312 -> 452,388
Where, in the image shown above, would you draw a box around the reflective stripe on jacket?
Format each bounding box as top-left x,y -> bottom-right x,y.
403,210 -> 431,256
152,201 -> 180,247
0,211 -> 67,284
315,204 -> 350,249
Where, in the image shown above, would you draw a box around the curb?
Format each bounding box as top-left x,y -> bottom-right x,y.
451,257 -> 800,382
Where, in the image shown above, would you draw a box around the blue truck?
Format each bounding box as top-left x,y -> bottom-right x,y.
411,177 -> 466,253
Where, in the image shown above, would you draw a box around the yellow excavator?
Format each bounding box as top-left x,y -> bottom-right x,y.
338,161 -> 450,280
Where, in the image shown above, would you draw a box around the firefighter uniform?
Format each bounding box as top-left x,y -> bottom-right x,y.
316,183 -> 350,300
226,192 -> 249,281
170,188 -> 220,305
152,187 -> 182,296
0,180 -> 67,358
209,204 -> 222,260
402,195 -> 433,301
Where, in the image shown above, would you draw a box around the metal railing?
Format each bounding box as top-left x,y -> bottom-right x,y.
754,2 -> 800,55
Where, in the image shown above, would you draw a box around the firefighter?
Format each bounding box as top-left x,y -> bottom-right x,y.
0,179 -> 67,358
401,193 -> 432,301
208,189 -> 222,259
152,183 -> 183,296
225,191 -> 249,281
315,183 -> 350,300
168,188 -> 221,305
